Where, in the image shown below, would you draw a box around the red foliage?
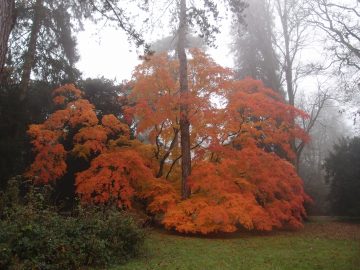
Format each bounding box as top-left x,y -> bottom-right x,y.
224,78 -> 309,160
76,148 -> 179,210
26,124 -> 66,184
26,143 -> 67,184
128,51 -> 310,234
26,84 -> 129,185
76,150 -> 152,208
27,83 -> 175,212
72,126 -> 108,158
162,145 -> 309,233
27,52 -> 311,235
52,83 -> 83,105
101,114 -> 130,137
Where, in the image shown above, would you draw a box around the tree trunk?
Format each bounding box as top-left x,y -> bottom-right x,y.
284,30 -> 297,159
279,1 -> 298,169
19,0 -> 43,101
0,0 -> 15,76
178,0 -> 191,199
281,3 -> 294,106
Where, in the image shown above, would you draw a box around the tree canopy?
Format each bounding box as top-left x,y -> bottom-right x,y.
26,51 -> 310,234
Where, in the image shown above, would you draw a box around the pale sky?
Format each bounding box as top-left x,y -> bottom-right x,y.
76,20 -> 234,82
76,21 -> 356,136
76,24 -> 140,82
76,13 -> 321,90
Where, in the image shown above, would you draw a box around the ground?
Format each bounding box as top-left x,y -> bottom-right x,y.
114,221 -> 360,270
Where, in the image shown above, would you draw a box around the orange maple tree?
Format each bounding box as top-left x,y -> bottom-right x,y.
26,84 -> 169,208
127,50 -> 310,233
126,50 -> 231,180
27,51 -> 310,234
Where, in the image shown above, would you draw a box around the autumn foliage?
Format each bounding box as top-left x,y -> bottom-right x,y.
27,51 -> 310,234
26,84 -> 164,207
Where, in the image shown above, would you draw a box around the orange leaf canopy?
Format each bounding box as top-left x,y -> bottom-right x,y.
129,50 -> 310,233
27,51 -> 310,234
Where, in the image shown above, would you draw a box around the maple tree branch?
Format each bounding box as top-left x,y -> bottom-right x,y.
154,122 -> 165,159
156,127 -> 179,178
165,135 -> 208,179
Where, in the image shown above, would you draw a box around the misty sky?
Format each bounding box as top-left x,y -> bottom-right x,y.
76,8 -> 320,89
74,3 -> 357,135
76,15 -> 233,82
76,26 -> 234,83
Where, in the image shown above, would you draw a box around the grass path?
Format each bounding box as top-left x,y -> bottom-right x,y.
115,221 -> 360,270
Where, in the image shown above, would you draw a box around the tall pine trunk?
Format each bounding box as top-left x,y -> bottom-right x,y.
19,0 -> 43,101
178,0 -> 191,199
0,0 -> 15,76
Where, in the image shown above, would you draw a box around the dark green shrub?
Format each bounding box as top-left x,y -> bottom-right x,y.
324,137 -> 360,217
0,181 -> 145,269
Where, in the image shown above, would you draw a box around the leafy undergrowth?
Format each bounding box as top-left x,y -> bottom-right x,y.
114,221 -> 360,270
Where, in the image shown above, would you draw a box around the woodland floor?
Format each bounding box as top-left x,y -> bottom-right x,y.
114,220 -> 360,270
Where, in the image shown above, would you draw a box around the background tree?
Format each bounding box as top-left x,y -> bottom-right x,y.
231,0 -> 326,170
273,0 -> 310,107
273,0 -> 314,169
324,136 -> 360,217
79,77 -> 129,119
9,0 -> 84,101
7,0 -> 148,101
0,81 -> 54,190
307,0 -> 360,124
307,0 -> 359,91
232,0 -> 282,93
299,98 -> 349,215
295,89 -> 330,169
0,0 -> 15,76
261,0 -> 328,170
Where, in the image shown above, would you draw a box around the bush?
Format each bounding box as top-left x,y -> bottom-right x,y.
0,180 -> 145,269
324,137 -> 360,217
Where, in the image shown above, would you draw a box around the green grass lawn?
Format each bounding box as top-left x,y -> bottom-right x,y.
114,221 -> 360,270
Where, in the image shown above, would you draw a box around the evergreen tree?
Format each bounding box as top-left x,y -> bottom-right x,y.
9,0 -> 84,100
324,137 -> 360,217
232,0 -> 281,93
0,0 -> 15,76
